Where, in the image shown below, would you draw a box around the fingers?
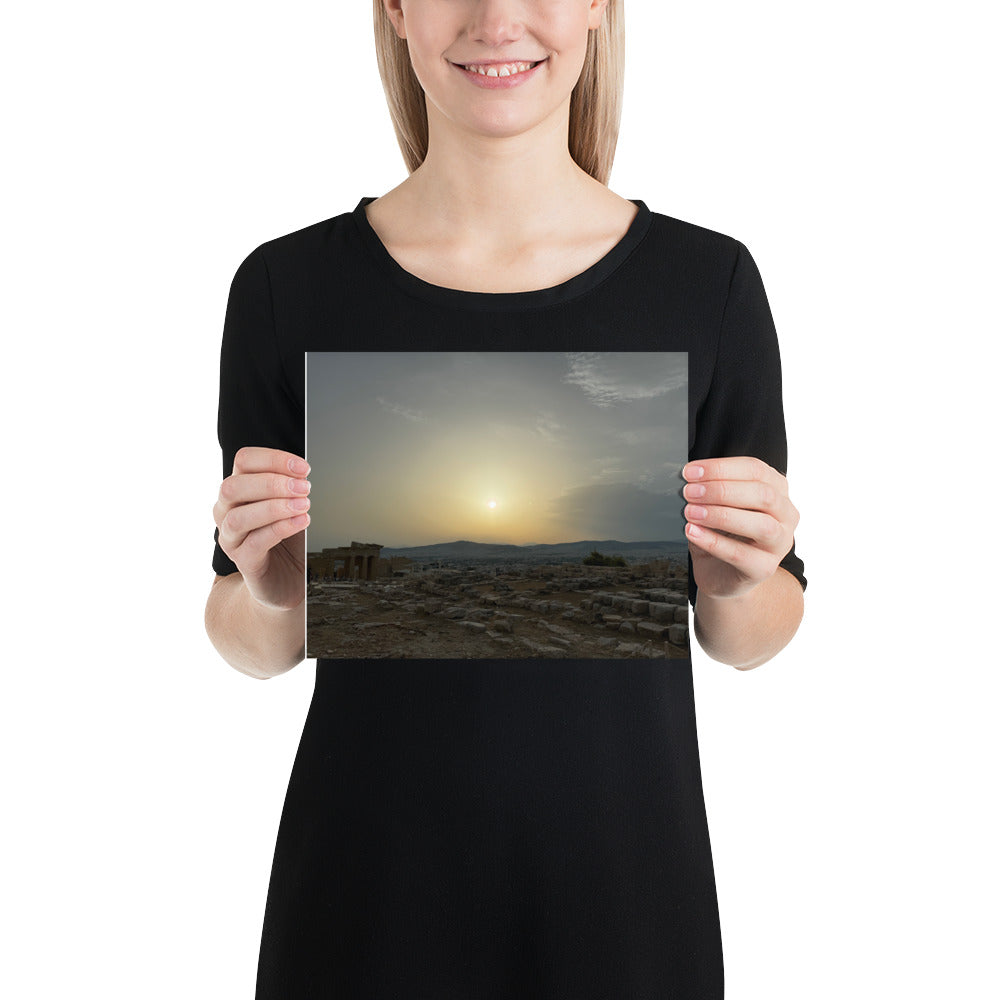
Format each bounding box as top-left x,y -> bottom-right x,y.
215,492 -> 310,577
683,501 -> 788,556
214,447 -> 311,570
682,476 -> 781,514
232,446 -> 310,478
215,468 -> 311,533
223,512 -> 310,580
682,458 -> 799,534
684,522 -> 779,580
682,457 -> 786,495
680,457 -> 799,566
219,471 -> 311,508
218,494 -> 311,549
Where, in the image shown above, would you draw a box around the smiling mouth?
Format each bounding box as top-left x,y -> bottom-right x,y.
454,59 -> 546,77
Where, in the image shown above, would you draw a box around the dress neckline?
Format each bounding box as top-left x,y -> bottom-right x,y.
351,195 -> 653,312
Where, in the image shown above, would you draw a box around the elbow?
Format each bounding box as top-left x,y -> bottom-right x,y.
693,575 -> 805,671
731,651 -> 778,672
202,599 -> 253,678
730,597 -> 805,672
204,580 -> 289,680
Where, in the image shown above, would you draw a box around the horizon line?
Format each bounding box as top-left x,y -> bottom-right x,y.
309,537 -> 687,551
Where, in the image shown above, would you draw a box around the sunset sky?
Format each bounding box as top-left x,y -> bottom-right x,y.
305,352 -> 687,550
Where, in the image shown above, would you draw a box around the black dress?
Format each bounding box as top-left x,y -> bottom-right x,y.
212,197 -> 808,999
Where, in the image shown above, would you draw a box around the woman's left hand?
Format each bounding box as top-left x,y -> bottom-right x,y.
682,457 -> 800,600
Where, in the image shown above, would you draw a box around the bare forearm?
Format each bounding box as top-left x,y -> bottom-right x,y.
693,566 -> 804,670
204,573 -> 305,679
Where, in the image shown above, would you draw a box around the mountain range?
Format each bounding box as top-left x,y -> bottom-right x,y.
379,539 -> 685,559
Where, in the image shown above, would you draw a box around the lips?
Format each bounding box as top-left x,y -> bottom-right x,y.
454,58 -> 547,68
451,58 -> 548,89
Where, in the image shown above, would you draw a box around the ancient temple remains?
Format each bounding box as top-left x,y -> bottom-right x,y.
308,541 -> 413,581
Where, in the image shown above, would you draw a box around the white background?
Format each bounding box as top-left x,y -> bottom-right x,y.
4,1 -> 996,997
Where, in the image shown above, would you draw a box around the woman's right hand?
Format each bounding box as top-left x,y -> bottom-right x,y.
213,446 -> 311,611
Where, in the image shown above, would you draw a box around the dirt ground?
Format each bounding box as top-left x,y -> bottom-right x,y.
306,564 -> 689,660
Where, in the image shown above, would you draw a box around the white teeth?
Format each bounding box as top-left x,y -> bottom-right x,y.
463,61 -> 537,77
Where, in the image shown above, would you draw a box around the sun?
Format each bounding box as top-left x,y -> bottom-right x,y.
486,500 -> 498,509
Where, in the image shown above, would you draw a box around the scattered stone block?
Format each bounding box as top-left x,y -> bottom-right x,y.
643,588 -> 686,605
637,620 -> 667,638
615,642 -> 646,657
520,639 -> 568,658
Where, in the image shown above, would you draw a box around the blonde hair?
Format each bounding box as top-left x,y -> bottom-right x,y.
372,0 -> 625,186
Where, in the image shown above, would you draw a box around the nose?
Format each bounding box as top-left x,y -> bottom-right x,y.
467,0 -> 527,50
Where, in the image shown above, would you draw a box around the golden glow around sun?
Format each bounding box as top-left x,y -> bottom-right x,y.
487,500 -> 498,509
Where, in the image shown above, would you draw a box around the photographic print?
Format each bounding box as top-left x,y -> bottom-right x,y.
305,352 -> 690,659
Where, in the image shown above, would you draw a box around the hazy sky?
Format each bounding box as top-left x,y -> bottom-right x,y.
306,352 -> 687,549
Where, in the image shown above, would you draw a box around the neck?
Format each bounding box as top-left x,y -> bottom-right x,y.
403,108 -> 602,246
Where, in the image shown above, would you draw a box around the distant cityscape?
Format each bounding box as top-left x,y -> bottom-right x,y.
308,538 -> 687,581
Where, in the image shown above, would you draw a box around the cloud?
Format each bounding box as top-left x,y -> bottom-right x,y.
562,353 -> 687,408
534,411 -> 563,444
376,396 -> 431,424
618,426 -> 671,447
483,411 -> 564,445
591,465 -> 627,482
547,481 -> 684,540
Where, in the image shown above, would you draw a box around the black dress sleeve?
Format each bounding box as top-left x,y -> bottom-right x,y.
688,241 -> 808,610
212,245 -> 304,577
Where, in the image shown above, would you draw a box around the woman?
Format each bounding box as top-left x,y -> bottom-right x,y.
206,1 -> 807,996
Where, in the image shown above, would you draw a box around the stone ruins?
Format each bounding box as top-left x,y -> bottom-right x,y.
306,560 -> 690,660
307,542 -> 414,582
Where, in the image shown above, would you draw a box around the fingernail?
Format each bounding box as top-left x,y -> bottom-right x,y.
688,523 -> 703,537
685,465 -> 704,480
687,504 -> 707,519
290,458 -> 309,475
685,483 -> 706,498
290,497 -> 310,511
290,478 -> 311,494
